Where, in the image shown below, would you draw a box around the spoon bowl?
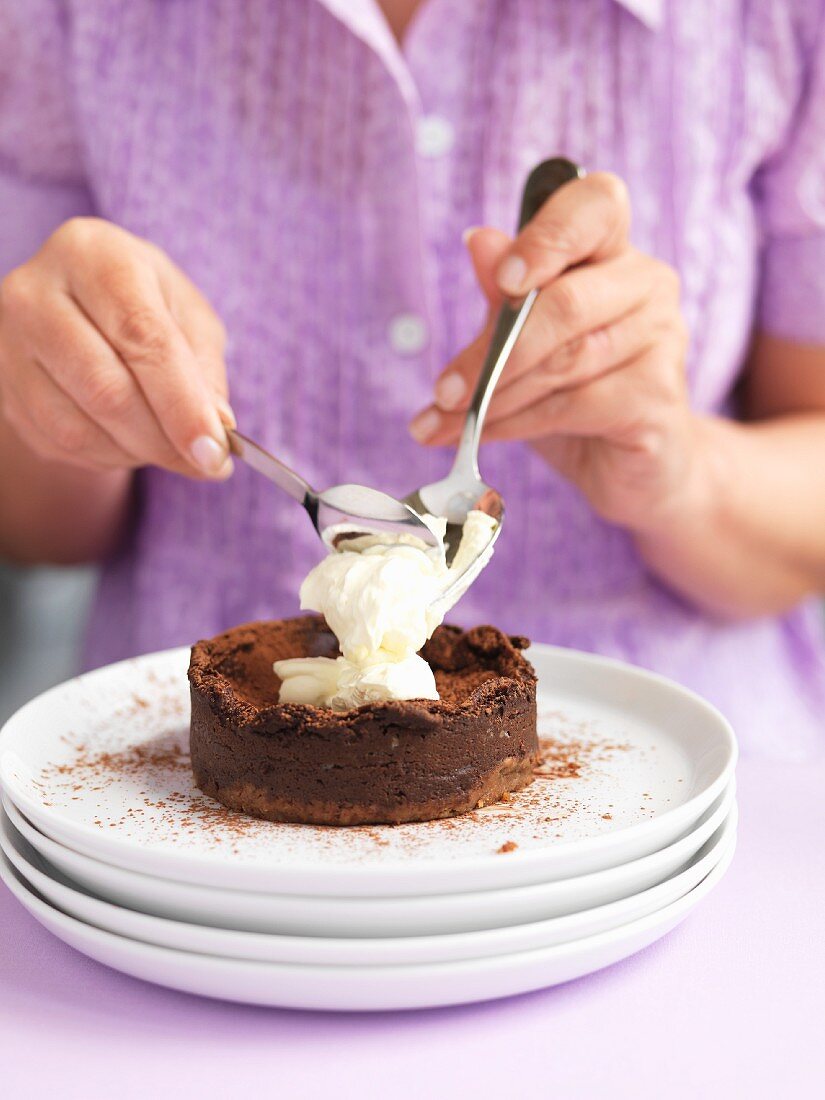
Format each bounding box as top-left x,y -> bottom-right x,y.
403,478 -> 504,568
228,431 -> 440,550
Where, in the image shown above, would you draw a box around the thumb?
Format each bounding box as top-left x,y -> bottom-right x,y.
464,226 -> 512,307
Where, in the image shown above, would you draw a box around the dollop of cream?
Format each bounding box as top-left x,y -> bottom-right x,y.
274,510 -> 497,710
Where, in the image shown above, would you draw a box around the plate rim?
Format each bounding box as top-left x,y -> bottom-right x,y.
0,800 -> 737,967
0,832 -> 736,988
0,641 -> 738,888
2,783 -> 736,944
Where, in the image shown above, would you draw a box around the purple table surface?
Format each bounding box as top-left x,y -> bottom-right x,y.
2,754 -> 824,1099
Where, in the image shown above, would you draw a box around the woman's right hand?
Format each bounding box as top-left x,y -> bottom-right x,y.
0,217 -> 234,479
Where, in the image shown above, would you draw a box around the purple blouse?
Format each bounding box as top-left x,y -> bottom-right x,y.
2,0 -> 825,754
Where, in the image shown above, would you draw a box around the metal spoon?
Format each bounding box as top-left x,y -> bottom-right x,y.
403,157 -> 584,579
228,157 -> 582,581
227,430 -> 441,550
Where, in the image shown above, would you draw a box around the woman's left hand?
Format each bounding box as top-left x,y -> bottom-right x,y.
410,172 -> 704,535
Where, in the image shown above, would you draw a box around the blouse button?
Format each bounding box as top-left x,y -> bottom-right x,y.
388,313 -> 429,355
416,115 -> 455,159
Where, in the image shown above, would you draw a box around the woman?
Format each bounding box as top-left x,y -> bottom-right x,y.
1,0 -> 824,753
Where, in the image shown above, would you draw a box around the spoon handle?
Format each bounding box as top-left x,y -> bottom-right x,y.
228,429 -> 313,504
451,157 -> 584,479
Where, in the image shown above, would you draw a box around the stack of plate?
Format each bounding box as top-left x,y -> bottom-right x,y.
0,643 -> 737,1011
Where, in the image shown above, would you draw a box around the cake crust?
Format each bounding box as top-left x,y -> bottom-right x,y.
188,615 -> 539,826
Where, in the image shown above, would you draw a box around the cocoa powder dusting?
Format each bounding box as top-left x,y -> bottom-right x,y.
33,701 -> 649,862
39,732 -> 267,853
533,735 -> 630,780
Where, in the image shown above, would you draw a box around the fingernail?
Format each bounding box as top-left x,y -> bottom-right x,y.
435,373 -> 467,409
409,409 -> 441,442
191,434 -> 229,475
462,226 -> 482,246
215,398 -> 237,429
497,254 -> 528,296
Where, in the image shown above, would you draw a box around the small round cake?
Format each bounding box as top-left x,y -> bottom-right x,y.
188,615 -> 539,826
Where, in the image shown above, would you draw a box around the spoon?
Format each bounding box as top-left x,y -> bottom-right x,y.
227,430 -> 441,550
228,157 -> 583,582
404,157 -> 584,581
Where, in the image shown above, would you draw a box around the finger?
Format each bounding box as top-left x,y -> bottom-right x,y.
482,344 -> 685,444
2,357 -> 139,470
64,240 -> 231,476
412,338 -> 685,448
496,172 -> 631,297
4,353 -> 215,479
27,290 -> 205,474
432,322 -> 494,411
478,303 -> 673,426
433,249 -> 658,412
151,248 -> 233,416
482,371 -> 637,444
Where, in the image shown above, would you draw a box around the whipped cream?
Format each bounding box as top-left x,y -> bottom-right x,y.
274,510 -> 497,710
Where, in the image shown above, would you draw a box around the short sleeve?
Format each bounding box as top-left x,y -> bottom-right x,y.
0,0 -> 87,184
755,6 -> 825,344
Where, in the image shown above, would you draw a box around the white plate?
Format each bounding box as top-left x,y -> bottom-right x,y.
0,644 -> 736,897
0,802 -> 736,967
4,783 -> 735,937
0,838 -> 736,1011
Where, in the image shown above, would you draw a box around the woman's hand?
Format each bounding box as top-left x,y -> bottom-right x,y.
0,217 -> 234,479
410,173 -> 702,535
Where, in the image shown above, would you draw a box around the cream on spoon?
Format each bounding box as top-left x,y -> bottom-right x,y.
274,510 -> 497,710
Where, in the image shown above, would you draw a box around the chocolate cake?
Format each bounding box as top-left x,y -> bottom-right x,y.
188,615 -> 539,826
